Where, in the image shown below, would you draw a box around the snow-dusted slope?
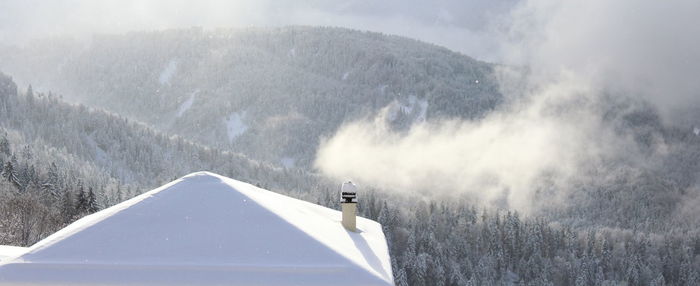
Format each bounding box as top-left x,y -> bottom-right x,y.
0,172 -> 393,286
0,27 -> 500,168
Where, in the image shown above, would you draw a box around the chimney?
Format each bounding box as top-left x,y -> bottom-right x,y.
340,181 -> 357,232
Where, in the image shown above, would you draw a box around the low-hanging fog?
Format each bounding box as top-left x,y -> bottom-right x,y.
315,0 -> 700,212
0,0 -> 512,61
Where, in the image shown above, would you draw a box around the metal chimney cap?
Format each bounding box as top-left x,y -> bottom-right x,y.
340,181 -> 357,203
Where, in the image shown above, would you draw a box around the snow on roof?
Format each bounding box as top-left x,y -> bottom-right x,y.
0,172 -> 394,286
0,245 -> 28,262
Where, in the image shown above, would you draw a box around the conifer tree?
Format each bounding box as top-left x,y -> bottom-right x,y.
86,187 -> 98,213
60,189 -> 74,222
26,85 -> 33,98
0,135 -> 10,156
75,183 -> 87,214
43,162 -> 60,197
2,157 -> 21,190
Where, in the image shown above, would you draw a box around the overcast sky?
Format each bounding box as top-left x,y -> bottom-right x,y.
0,0 -> 517,61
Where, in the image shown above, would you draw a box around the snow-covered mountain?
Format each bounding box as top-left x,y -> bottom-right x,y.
0,73 -> 317,190
0,26 -> 501,168
1,28 -> 700,285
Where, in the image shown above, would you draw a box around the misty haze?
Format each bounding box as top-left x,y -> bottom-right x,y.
0,0 -> 699,285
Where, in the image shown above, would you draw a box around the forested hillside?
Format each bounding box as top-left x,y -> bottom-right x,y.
1,72 -> 699,285
0,27 -> 501,168
0,72 -> 326,246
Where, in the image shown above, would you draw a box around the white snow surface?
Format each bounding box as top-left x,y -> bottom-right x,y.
415,96 -> 428,122
0,172 -> 393,286
158,59 -> 178,85
225,111 -> 248,141
385,95 -> 429,123
176,91 -> 198,117
0,245 -> 28,262
405,96 -> 428,120
83,133 -> 110,164
280,157 -> 296,169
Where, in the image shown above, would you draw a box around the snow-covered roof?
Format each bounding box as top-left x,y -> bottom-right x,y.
0,245 -> 27,262
0,172 -> 394,286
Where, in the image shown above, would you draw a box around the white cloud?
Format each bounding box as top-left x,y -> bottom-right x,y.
315,0 -> 700,211
315,72 -> 621,212
499,0 -> 700,117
